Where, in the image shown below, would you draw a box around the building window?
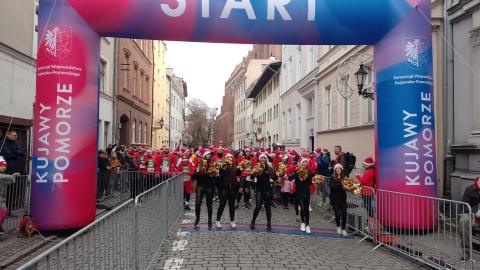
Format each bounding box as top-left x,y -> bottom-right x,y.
104,121 -> 110,149
296,104 -> 301,139
99,60 -> 106,94
132,119 -> 136,143
144,123 -> 147,144
133,67 -> 138,96
324,85 -> 331,130
139,121 -> 143,143
307,97 -> 313,117
123,55 -> 129,90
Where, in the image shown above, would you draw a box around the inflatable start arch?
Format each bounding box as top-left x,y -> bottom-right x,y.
33,0 -> 437,230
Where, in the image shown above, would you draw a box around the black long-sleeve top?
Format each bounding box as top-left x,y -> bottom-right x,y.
194,160 -> 216,188
289,171 -> 313,199
217,165 -> 242,191
328,176 -> 347,205
255,166 -> 276,193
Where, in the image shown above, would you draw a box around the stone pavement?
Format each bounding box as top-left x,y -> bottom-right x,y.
148,193 -> 428,270
0,192 -> 124,270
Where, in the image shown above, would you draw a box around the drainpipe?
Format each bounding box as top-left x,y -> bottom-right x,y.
112,38 -> 118,144
151,41 -> 155,147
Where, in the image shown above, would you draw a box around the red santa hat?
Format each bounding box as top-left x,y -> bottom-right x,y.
244,146 -> 252,152
314,148 -> 321,155
140,144 -> 147,151
200,148 -> 211,158
128,150 -> 136,157
218,140 -> 224,146
290,150 -> 299,156
363,157 -> 375,166
299,158 -> 310,166
181,154 -> 189,162
334,163 -> 344,171
321,148 -> 329,154
258,153 -> 268,160
474,177 -> 480,190
225,153 -> 233,159
0,156 -> 7,166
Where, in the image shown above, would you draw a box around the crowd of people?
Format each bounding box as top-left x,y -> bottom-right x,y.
110,141 -> 376,235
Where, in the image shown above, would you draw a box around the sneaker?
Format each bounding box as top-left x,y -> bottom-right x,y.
230,221 -> 237,229
234,203 -> 239,209
267,223 -> 272,230
215,221 -> 222,229
208,221 -> 213,229
336,227 -> 341,234
250,221 -> 255,229
184,204 -> 191,210
0,227 -> 5,235
194,218 -> 200,227
296,215 -> 300,221
305,226 -> 311,234
243,203 -> 251,209
301,223 -> 306,232
342,229 -> 348,236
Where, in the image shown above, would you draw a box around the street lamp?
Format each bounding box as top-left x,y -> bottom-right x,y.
355,64 -> 374,100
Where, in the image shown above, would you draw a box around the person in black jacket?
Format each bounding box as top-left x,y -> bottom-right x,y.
459,176 -> 480,261
193,149 -> 216,229
250,154 -> 276,230
289,158 -> 314,233
215,154 -> 242,229
0,130 -> 26,216
97,150 -> 110,202
329,163 -> 348,236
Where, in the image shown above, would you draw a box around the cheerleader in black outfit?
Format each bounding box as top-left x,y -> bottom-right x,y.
193,149 -> 217,229
250,154 -> 277,230
289,158 -> 314,233
215,154 -> 242,229
329,163 -> 348,236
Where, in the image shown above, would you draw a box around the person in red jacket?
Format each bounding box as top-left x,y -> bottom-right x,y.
178,155 -> 195,210
355,156 -> 376,218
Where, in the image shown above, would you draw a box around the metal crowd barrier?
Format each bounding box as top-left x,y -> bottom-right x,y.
18,173 -> 184,270
2,175 -> 30,234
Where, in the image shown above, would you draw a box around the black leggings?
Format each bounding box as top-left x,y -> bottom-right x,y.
195,186 -> 214,222
252,191 -> 272,224
298,198 -> 310,225
217,189 -> 237,221
332,203 -> 347,230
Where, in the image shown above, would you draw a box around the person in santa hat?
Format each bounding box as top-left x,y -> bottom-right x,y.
235,146 -> 256,209
155,146 -> 178,182
459,176 -> 480,261
215,153 -> 242,229
0,156 -> 20,234
288,158 -> 315,233
355,157 -> 376,218
329,163 -> 348,236
250,153 -> 277,230
193,148 -> 216,228
177,154 -> 195,210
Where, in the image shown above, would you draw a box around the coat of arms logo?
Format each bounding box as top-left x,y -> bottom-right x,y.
43,26 -> 72,60
404,37 -> 428,70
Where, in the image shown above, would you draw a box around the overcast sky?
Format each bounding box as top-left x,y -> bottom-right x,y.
165,41 -> 253,109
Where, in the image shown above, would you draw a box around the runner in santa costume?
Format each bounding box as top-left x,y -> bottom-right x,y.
177,154 -> 195,210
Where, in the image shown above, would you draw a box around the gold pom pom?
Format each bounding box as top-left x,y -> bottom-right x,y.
342,177 -> 362,195
196,159 -> 207,174
251,163 -> 264,177
276,163 -> 287,177
222,158 -> 233,170
312,175 -> 325,186
297,165 -> 309,181
237,160 -> 251,171
207,162 -> 219,177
